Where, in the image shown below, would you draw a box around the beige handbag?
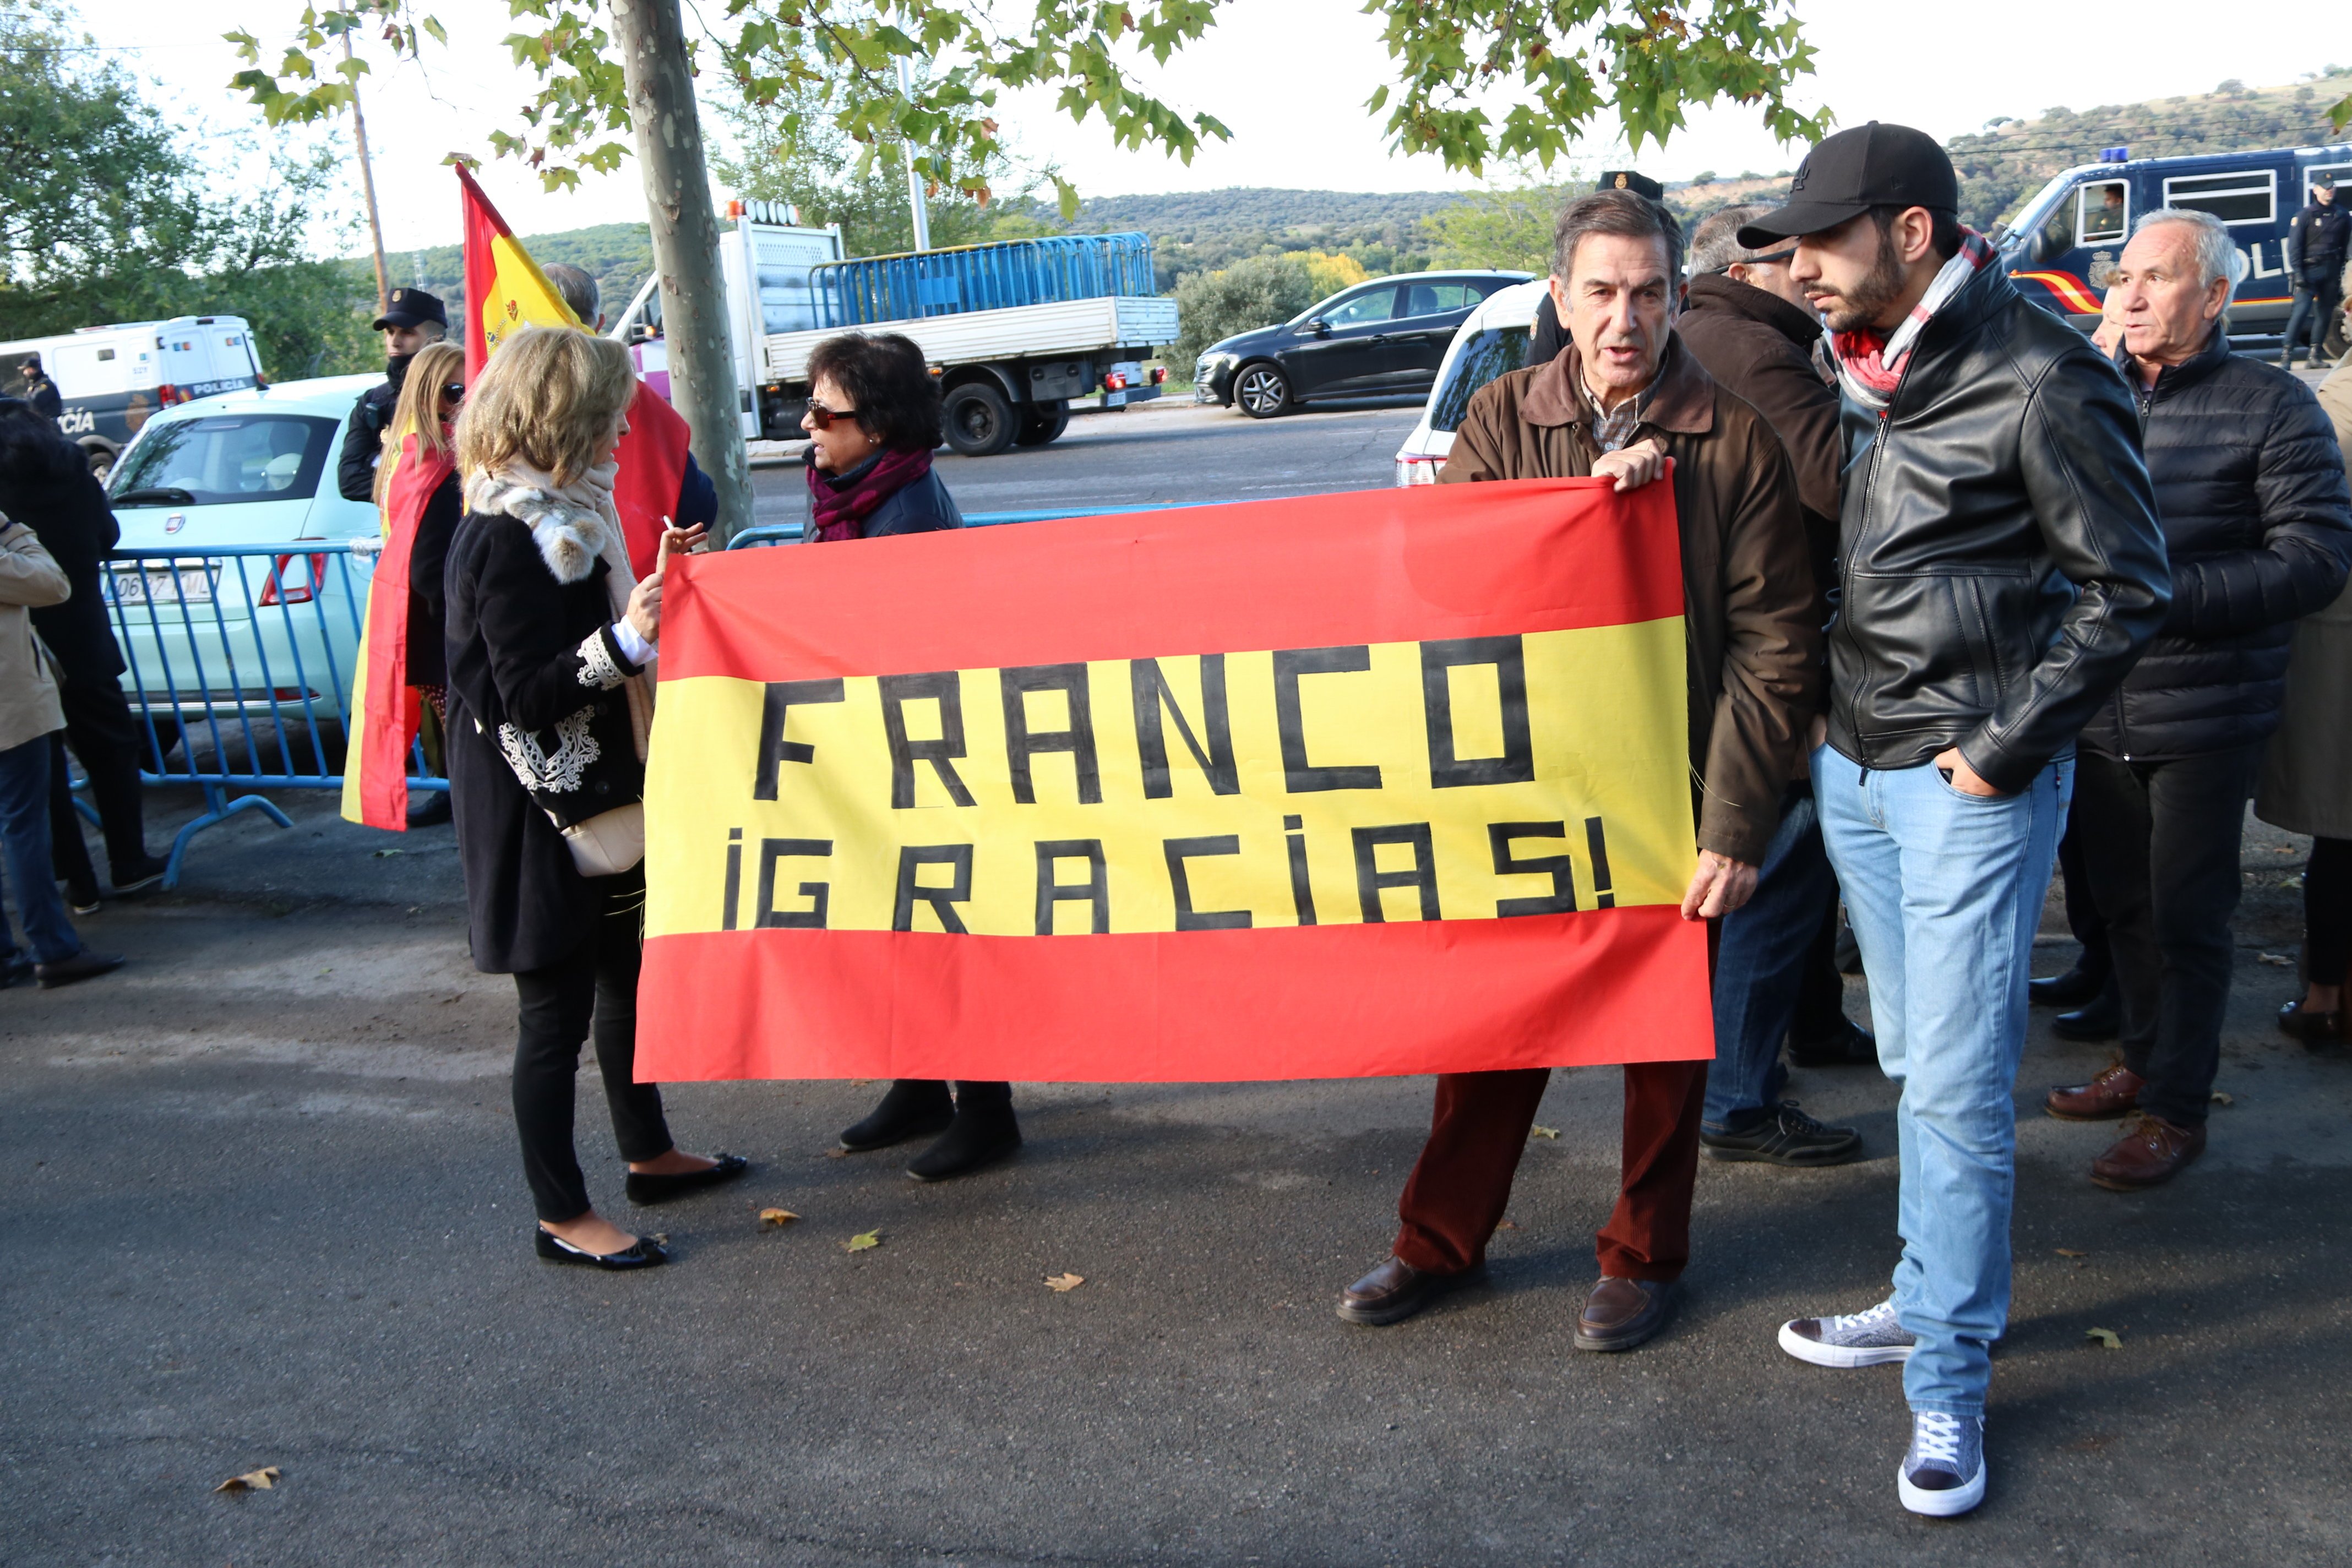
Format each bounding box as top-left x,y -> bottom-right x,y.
554,803 -> 645,877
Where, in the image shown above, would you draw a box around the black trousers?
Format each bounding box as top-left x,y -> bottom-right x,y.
2306,837 -> 2352,988
1792,873 -> 1852,1041
46,668 -> 150,890
510,877 -> 674,1222
2280,278 -> 2343,364
2074,744 -> 2262,1129
2055,796 -> 2113,980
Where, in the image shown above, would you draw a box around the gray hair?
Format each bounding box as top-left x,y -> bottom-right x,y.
541,262 -> 601,325
2130,207 -> 2244,295
1553,189 -> 1685,290
1688,204 -> 1779,275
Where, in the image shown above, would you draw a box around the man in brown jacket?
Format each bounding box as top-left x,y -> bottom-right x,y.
1337,189 -> 1820,1351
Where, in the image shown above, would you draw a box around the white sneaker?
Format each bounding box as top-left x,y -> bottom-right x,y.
1777,1298 -> 1915,1368
1898,1411 -> 1986,1517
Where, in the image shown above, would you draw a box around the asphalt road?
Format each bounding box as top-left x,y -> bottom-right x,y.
747,396 -> 1428,533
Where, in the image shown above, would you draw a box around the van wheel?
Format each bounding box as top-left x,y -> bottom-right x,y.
86,445 -> 116,481
1234,363 -> 1291,418
1014,400 -> 1070,447
943,383 -> 1017,456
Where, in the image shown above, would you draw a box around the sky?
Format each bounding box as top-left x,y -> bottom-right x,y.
85,0 -> 2352,258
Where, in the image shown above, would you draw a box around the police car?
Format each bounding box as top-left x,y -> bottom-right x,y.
0,317 -> 263,478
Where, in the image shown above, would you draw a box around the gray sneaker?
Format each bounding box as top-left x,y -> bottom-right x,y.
1778,1298 -> 1915,1367
1898,1411 -> 1986,1517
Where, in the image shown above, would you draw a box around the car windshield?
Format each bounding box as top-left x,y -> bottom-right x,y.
1429,325 -> 1532,433
108,415 -> 335,506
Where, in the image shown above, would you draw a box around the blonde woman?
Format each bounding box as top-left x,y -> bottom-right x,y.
369,340 -> 464,829
445,326 -> 744,1270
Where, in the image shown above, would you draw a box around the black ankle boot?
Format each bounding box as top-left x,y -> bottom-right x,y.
839,1079 -> 954,1152
906,1096 -> 1021,1182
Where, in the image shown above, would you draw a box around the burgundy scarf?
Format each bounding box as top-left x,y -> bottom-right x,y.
806,445 -> 934,542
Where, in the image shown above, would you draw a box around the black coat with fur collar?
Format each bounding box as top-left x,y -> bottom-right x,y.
444,505 -> 645,974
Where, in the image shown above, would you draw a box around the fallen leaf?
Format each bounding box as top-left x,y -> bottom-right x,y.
214,1466 -> 280,1494
843,1230 -> 881,1253
823,1147 -> 850,1159
1496,1220 -> 1519,1231
2211,1091 -> 2234,1106
1528,1125 -> 1560,1140
1045,1272 -> 1085,1292
2055,1248 -> 2087,1257
372,848 -> 403,858
2258,952 -> 2293,967
759,1207 -> 799,1228
2086,1327 -> 2123,1350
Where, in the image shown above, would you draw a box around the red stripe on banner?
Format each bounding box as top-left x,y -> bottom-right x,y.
661,477 -> 1681,683
458,166 -> 508,383
634,905 -> 1712,1083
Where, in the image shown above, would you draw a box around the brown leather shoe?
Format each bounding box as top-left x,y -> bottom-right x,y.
2278,999 -> 2347,1046
2089,1114 -> 2206,1191
1336,1256 -> 1486,1326
2045,1060 -> 2143,1121
1574,1275 -> 1677,1352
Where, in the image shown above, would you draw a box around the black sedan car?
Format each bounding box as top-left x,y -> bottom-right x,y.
1193,270 -> 1533,417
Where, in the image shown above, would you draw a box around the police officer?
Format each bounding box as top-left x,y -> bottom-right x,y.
17,356 -> 63,422
339,287 -> 449,504
2282,176 -> 2348,371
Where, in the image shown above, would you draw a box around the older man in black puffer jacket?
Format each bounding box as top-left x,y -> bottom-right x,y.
2048,207 -> 2352,1191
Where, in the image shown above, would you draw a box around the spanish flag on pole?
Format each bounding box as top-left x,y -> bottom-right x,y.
634,481 -> 1713,1084
344,168 -> 697,829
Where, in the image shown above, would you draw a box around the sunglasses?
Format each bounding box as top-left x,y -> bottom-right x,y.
440,383 -> 464,399
804,399 -> 861,429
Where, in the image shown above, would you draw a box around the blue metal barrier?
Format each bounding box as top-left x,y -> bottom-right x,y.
726,500 -> 1227,550
102,539 -> 444,889
812,233 -> 1158,328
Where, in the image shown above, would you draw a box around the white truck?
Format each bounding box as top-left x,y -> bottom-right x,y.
612,202 -> 1178,456
0,317 -> 264,476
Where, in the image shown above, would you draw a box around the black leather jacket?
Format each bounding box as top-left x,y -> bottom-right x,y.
1826,262 -> 2170,792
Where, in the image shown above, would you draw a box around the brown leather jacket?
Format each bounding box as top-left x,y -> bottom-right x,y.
1439,336 -> 1820,864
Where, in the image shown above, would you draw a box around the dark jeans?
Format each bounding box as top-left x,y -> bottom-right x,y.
2281,278 -> 2343,365
2074,744 -> 2262,1128
2306,837 -> 2352,988
1705,786 -> 1838,1130
47,667 -> 151,892
0,734 -> 80,965
1393,1060 -> 1708,1282
2055,797 -> 2112,981
510,876 -> 674,1222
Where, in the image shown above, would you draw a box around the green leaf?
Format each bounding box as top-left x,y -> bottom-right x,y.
843,1229 -> 881,1253
2086,1326 -> 2122,1350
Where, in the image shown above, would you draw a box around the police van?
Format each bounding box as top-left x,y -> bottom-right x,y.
2001,143 -> 2352,352
0,317 -> 264,477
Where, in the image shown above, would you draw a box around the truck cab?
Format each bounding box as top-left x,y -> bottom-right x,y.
2002,143 -> 2352,351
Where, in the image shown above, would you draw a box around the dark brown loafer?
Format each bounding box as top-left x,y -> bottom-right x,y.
2045,1060 -> 2143,1121
2278,999 -> 2346,1046
1575,1275 -> 1677,1352
2090,1114 -> 2206,1191
1336,1256 -> 1486,1326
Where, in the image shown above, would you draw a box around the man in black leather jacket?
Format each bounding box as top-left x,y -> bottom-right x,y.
2046,208 -> 2352,1186
1734,123 -> 2170,1519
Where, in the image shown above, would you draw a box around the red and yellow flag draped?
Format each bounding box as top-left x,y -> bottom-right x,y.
633,480 -> 1713,1084
338,435 -> 456,829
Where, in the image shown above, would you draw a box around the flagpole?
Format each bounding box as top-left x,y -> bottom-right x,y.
897,58 -> 932,252
342,27 -> 391,318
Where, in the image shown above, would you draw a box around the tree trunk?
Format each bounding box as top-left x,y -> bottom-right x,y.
611,0 -> 752,544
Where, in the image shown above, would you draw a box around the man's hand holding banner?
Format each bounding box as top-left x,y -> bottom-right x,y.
635,480 -> 1713,1084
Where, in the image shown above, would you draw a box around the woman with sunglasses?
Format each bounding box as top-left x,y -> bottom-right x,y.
798,332 -> 1017,1182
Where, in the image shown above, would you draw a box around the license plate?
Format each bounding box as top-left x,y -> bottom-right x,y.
108,564 -> 216,606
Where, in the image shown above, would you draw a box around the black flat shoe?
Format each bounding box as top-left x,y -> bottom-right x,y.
535,1229 -> 668,1270
109,855 -> 170,896
625,1152 -> 750,1205
2030,965 -> 2109,1009
2052,980 -> 2122,1042
35,950 -> 124,989
840,1079 -> 955,1152
906,1109 -> 1021,1182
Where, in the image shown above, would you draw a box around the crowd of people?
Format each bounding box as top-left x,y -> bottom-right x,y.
4,117 -> 2350,1522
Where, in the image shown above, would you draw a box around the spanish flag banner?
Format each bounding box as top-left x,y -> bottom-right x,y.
337,434 -> 455,829
457,163 -> 579,378
634,480 -> 1712,1084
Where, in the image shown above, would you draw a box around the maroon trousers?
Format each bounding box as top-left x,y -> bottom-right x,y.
1391,1060 -> 1708,1282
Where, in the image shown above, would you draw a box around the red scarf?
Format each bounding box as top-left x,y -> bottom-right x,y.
805,445 -> 934,542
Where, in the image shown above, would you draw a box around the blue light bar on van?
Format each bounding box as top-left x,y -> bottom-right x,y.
2099,146 -> 2129,163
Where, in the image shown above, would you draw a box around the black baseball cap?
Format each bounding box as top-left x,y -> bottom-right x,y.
1596,170 -> 1664,202
373,286 -> 449,332
1736,123 -> 1958,248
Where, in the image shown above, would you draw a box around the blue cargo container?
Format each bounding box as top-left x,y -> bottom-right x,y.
814,233 -> 1158,328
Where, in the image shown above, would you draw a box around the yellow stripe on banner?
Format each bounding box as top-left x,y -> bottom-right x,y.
644,620 -> 1692,939
480,234 -> 579,358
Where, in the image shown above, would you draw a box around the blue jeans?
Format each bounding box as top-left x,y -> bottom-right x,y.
0,733 -> 80,966
1704,787 -> 1837,1131
1814,748 -> 2070,1418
